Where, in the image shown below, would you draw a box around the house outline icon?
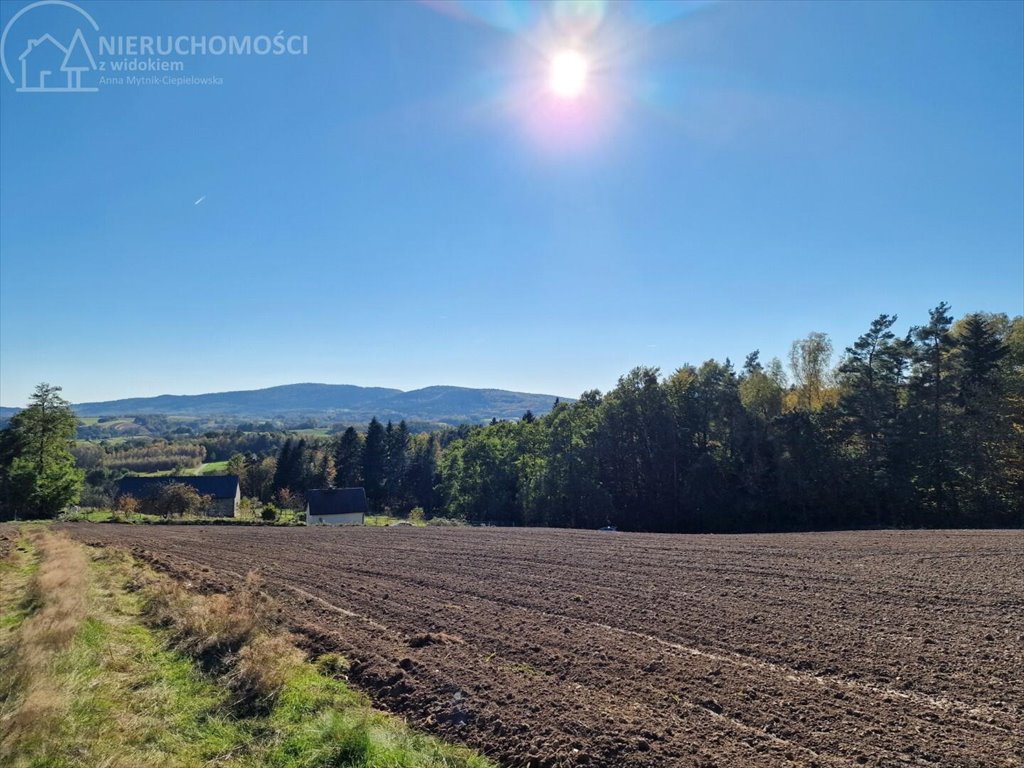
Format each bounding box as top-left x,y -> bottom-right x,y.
18,28 -> 97,92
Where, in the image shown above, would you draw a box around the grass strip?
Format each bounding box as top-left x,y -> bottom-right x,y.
0,526 -> 495,768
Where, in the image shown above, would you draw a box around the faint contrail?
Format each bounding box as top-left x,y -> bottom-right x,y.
194,195 -> 206,206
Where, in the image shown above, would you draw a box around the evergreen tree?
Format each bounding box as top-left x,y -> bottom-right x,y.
272,438 -> 307,493
837,314 -> 912,523
0,383 -> 84,519
384,419 -> 410,507
906,303 -> 958,522
957,313 -> 1008,401
292,439 -> 310,491
363,417 -> 386,511
333,427 -> 363,487
272,438 -> 294,492
953,313 -> 1016,523
244,453 -> 276,501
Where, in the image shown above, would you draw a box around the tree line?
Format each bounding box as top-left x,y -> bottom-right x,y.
236,418 -> 441,513
231,305 -> 1021,531
72,441 -> 207,474
432,306 -> 1021,531
3,305 -> 1021,528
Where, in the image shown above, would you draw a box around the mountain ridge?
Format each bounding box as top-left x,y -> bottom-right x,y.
50,382 -> 569,425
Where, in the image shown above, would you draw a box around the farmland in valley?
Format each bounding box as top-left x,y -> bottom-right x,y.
63,525 -> 1023,768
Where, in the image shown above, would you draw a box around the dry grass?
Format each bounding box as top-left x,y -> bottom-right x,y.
143,571 -> 278,660
140,569 -> 302,710
230,632 -> 306,708
18,532 -> 88,653
0,530 -> 88,760
407,631 -> 465,648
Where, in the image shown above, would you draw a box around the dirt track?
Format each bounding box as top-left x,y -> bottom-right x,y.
62,525 -> 1023,767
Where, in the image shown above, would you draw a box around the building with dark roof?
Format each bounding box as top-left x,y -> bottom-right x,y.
306,487 -> 367,526
116,475 -> 240,517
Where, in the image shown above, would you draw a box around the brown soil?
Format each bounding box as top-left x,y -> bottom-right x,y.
61,524 -> 1024,767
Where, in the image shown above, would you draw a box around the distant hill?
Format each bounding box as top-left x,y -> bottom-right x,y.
66,383 -> 567,426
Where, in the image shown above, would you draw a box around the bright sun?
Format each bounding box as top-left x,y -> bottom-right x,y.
549,50 -> 588,99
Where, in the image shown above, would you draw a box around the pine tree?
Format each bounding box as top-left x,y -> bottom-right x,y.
272,438 -> 294,492
907,303 -> 958,521
837,314 -> 912,522
384,419 -> 410,508
290,439 -> 308,491
272,438 -> 307,492
363,417 -> 386,511
743,350 -> 763,375
333,427 -> 363,487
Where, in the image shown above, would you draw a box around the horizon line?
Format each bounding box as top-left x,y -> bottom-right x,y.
0,380 -> 577,410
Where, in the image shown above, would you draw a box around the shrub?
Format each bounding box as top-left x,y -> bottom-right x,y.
237,497 -> 255,519
115,494 -> 139,519
315,653 -> 351,678
409,507 -> 426,524
260,505 -> 278,522
78,487 -> 112,509
275,488 -> 303,510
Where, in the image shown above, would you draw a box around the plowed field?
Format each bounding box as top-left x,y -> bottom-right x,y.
63,525 -> 1023,768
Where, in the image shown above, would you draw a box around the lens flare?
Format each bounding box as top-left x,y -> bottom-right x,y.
549,50 -> 588,98
552,0 -> 606,36
417,0 -> 709,151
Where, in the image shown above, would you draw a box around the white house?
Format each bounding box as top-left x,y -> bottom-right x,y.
306,487 -> 367,525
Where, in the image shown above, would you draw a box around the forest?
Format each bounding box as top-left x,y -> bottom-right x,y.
253,305 -> 1023,531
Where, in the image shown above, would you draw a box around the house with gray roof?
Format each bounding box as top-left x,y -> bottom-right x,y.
115,475 -> 240,517
306,487 -> 367,525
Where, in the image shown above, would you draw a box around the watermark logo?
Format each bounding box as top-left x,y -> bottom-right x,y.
1,1 -> 99,92
1,0 -> 308,93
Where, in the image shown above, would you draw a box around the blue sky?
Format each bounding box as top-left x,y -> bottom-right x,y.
1,0 -> 1022,405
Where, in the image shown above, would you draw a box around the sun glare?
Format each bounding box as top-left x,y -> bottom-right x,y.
549,49 -> 588,99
